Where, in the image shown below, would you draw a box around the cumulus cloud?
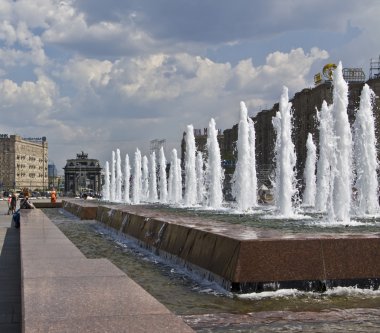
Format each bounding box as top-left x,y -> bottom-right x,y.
0,0 -> 378,171
0,20 -> 46,66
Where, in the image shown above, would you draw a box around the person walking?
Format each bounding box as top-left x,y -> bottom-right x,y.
10,193 -> 17,214
7,194 -> 12,215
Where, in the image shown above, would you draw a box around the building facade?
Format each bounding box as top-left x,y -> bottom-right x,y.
0,134 -> 48,192
63,152 -> 102,195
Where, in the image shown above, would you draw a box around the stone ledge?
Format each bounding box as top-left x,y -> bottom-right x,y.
20,208 -> 194,332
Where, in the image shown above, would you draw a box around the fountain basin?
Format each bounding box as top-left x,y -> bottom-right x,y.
63,199 -> 380,292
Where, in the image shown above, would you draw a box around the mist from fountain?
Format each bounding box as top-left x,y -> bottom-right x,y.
205,118 -> 224,208
132,149 -> 142,204
149,152 -> 158,202
302,133 -> 317,207
159,147 -> 168,203
184,125 -> 197,206
273,87 -> 297,217
353,84 -> 379,216
315,101 -> 334,212
102,161 -> 110,201
116,149 -> 122,202
124,154 -> 131,203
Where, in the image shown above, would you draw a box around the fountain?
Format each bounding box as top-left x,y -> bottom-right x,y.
132,149 -> 142,204
158,147 -> 168,203
124,154 -> 131,203
92,62 -> 380,295
184,125 -> 197,206
148,152 -> 158,202
315,101 -> 333,212
272,86 -> 298,217
205,118 -> 224,208
329,61 -> 352,222
115,149 -> 122,202
353,84 -> 380,216
110,151 -> 116,202
142,155 -> 149,201
196,151 -> 205,205
232,102 -> 257,211
302,133 -> 317,207
168,148 -> 182,204
101,62 -> 378,221
102,161 -> 110,201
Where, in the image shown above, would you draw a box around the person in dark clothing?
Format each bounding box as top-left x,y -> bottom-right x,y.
20,196 -> 34,209
10,194 -> 17,214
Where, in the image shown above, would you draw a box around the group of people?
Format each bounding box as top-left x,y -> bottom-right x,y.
6,193 -> 35,214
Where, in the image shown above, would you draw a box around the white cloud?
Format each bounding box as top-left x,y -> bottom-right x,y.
60,58 -> 113,89
0,0 -> 378,172
0,20 -> 46,66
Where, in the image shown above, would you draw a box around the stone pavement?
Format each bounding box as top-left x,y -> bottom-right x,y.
0,200 -> 21,333
21,204 -> 194,332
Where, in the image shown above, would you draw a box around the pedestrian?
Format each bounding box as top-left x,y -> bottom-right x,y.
7,194 -> 12,215
50,189 -> 57,203
10,193 -> 17,214
20,196 -> 34,209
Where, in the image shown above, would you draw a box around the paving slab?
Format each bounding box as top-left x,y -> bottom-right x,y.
23,258 -> 126,279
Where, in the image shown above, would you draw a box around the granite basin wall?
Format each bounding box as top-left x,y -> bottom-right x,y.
33,202 -> 63,209
62,200 -> 98,220
63,200 -> 380,292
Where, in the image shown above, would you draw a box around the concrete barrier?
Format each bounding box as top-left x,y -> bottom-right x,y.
20,208 -> 194,332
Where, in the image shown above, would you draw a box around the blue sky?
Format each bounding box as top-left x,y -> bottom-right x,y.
0,0 -> 379,173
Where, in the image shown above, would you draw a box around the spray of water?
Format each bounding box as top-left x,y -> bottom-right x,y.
330,62 -> 352,222
110,151 -> 116,202
248,117 -> 258,207
115,149 -> 122,202
168,149 -> 182,204
149,152 -> 158,202
232,102 -> 253,211
184,125 -> 197,206
273,87 -> 297,216
196,151 -> 205,205
142,156 -> 149,201
159,147 -> 168,203
206,118 -> 224,208
315,101 -> 334,212
353,84 -> 379,215
124,154 -> 131,203
102,161 -> 110,201
302,133 -> 317,207
132,149 -> 142,204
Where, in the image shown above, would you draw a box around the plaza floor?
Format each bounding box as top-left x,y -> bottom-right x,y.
0,200 -> 21,333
